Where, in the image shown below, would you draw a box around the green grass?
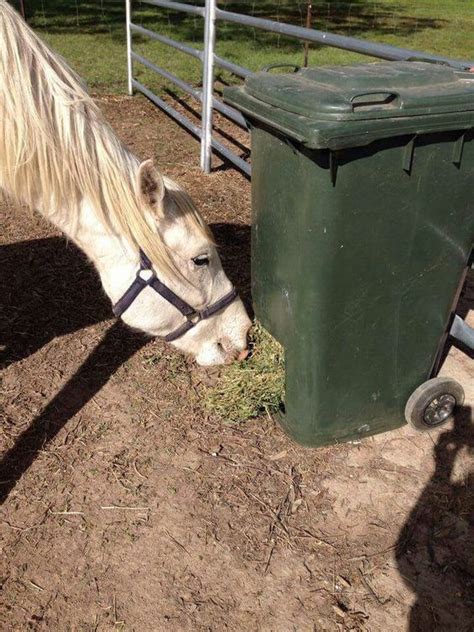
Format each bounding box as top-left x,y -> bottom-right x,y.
15,1 -> 474,93
201,321 -> 285,422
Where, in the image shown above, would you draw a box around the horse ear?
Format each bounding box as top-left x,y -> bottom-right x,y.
137,160 -> 165,212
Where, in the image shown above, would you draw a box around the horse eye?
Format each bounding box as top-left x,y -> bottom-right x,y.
192,255 -> 210,267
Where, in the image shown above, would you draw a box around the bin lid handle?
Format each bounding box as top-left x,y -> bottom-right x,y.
350,91 -> 401,111
405,56 -> 453,67
261,63 -> 301,74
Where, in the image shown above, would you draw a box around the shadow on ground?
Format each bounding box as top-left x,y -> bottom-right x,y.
0,236 -> 149,504
162,88 -> 251,169
395,407 -> 474,630
395,264 -> 473,629
0,222 -> 251,504
0,236 -> 111,369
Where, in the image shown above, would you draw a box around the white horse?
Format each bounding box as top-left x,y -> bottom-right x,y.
0,2 -> 250,366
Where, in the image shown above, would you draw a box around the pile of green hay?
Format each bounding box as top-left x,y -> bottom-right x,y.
202,322 -> 285,422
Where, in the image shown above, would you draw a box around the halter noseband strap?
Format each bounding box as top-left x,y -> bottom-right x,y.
112,250 -> 239,342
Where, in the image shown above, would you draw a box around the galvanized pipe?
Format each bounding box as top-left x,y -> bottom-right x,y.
450,315 -> 474,351
210,138 -> 250,176
131,23 -> 251,81
211,97 -> 247,128
215,8 -> 474,70
140,0 -> 205,17
214,54 -> 251,79
133,79 -> 250,175
125,0 -> 133,95
132,51 -> 200,98
18,0 -> 26,20
201,0 -> 217,173
131,23 -> 203,60
133,78 -> 202,136
132,52 -> 247,127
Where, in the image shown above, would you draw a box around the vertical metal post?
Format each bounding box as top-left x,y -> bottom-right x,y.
201,0 -> 216,173
19,0 -> 26,21
303,2 -> 312,67
125,0 -> 133,96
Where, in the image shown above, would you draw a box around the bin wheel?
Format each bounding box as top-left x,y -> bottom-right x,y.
405,377 -> 465,431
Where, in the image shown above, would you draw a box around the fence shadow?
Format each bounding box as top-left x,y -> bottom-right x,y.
163,88 -> 251,168
0,222 -> 251,504
0,321 -> 148,505
0,235 -> 149,504
395,407 -> 474,630
0,236 -> 111,369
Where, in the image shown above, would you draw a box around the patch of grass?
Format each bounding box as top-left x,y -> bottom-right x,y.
202,322 -> 285,423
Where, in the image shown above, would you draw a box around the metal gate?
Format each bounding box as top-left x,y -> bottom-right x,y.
125,0 -> 473,175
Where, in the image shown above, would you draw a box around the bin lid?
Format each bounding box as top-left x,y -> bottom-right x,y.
225,61 -> 474,149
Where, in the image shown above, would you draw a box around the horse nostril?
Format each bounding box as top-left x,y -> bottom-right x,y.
217,337 -> 233,352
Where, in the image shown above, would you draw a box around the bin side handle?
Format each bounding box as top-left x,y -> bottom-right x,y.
351,91 -> 401,111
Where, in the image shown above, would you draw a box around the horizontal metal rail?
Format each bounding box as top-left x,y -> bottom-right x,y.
214,54 -> 251,79
132,23 -> 251,79
215,7 -> 474,70
211,95 -> 247,128
132,51 -> 247,127
125,3 -> 255,171
133,78 -> 250,175
210,138 -> 250,176
132,79 -> 201,135
141,0 -> 204,17
131,23 -> 203,60
132,51 -> 199,98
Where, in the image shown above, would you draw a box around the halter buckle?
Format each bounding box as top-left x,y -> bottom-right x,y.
186,311 -> 202,325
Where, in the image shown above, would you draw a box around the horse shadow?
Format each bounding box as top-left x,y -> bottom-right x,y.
0,223 -> 251,504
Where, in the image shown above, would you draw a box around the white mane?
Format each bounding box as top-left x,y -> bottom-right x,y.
0,1 -> 209,275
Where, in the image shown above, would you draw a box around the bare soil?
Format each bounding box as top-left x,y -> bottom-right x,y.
1,95 -> 473,632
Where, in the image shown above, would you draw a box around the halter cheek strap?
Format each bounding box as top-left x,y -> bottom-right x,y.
112,250 -> 239,343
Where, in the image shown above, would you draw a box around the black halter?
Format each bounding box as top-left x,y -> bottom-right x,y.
112,251 -> 239,342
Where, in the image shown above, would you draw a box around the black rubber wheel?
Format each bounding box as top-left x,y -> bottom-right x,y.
405,377 -> 465,431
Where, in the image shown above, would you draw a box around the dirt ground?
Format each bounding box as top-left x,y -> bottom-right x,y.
1,95 -> 473,632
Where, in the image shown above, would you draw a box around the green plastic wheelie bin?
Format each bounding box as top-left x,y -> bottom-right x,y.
225,61 -> 474,447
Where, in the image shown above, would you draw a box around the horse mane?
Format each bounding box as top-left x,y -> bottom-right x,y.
0,1 -> 209,276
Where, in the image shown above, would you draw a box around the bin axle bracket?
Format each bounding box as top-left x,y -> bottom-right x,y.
450,314 -> 474,351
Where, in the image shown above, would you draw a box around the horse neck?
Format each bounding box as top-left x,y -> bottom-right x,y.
45,198 -> 139,305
